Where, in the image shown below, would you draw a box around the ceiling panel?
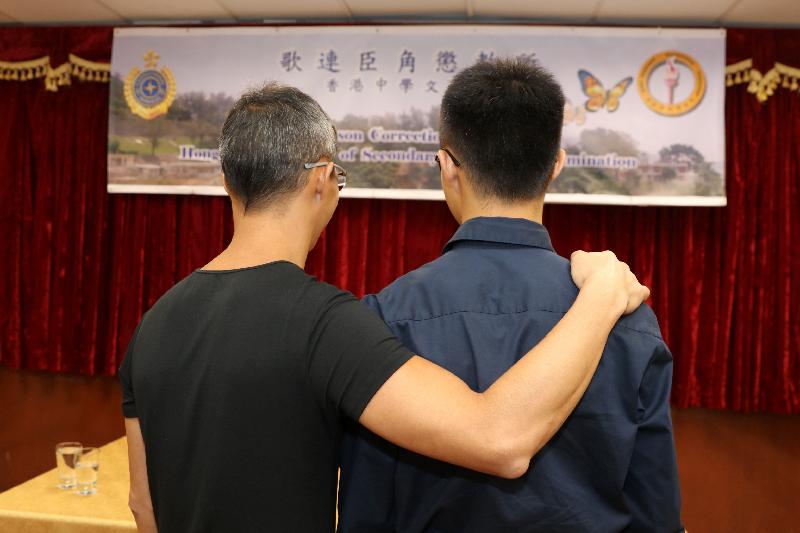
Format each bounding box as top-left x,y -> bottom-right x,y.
595,0 -> 733,22
346,0 -> 465,17
99,0 -> 231,21
472,0 -> 600,21
0,0 -> 124,22
1,0 -> 798,26
218,0 -> 349,19
722,0 -> 800,25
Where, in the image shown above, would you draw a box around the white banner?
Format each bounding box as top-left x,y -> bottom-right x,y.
108,26 -> 726,206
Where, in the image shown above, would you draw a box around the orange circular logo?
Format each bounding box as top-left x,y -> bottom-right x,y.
637,51 -> 705,116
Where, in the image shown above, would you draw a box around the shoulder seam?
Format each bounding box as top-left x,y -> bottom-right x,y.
385,307 -> 663,341
614,322 -> 664,342
384,307 -> 560,324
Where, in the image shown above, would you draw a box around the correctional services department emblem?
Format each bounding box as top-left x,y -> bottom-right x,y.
637,50 -> 705,116
124,50 -> 176,120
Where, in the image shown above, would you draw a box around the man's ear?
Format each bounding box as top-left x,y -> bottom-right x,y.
548,148 -> 567,187
312,163 -> 332,198
440,150 -> 461,196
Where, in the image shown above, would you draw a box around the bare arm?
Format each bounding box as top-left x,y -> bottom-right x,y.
125,418 -> 158,533
360,251 -> 648,479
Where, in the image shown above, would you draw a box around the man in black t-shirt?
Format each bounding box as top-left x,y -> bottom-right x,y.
119,84 -> 649,533
120,263 -> 413,531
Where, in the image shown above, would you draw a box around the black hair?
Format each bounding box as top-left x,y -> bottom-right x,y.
440,58 -> 565,200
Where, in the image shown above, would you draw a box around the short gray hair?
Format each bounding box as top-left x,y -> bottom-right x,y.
219,83 -> 337,210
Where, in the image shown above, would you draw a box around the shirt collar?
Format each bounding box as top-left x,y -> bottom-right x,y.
443,217 -> 555,254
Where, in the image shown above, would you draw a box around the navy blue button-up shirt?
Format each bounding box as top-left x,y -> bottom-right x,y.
339,217 -> 682,533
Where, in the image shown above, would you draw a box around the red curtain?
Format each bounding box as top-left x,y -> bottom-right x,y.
0,27 -> 798,413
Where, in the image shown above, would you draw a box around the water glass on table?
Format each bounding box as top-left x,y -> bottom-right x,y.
55,442 -> 82,489
75,447 -> 100,496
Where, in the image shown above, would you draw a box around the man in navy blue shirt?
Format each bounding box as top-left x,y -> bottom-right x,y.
338,59 -> 683,532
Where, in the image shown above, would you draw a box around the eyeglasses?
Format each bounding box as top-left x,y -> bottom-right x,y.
434,147 -> 461,170
304,161 -> 347,191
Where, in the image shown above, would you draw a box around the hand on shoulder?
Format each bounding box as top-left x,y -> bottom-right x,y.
570,250 -> 650,315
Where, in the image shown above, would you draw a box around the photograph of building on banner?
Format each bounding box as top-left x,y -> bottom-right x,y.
107,26 -> 726,206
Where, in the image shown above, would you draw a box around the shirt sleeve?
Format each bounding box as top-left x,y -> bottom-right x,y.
118,322 -> 142,419
336,293 -> 400,532
307,289 -> 413,422
622,341 -> 684,532
338,419 -> 399,532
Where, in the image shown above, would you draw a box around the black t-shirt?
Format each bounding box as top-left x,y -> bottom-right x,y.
118,261 -> 412,532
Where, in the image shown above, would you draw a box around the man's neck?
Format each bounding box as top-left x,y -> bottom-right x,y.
203,205 -> 312,271
459,196 -> 545,225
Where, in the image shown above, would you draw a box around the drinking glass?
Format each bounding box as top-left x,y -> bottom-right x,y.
55,442 -> 82,489
75,447 -> 100,496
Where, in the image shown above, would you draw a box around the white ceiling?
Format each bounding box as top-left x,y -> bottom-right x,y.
0,0 -> 798,26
